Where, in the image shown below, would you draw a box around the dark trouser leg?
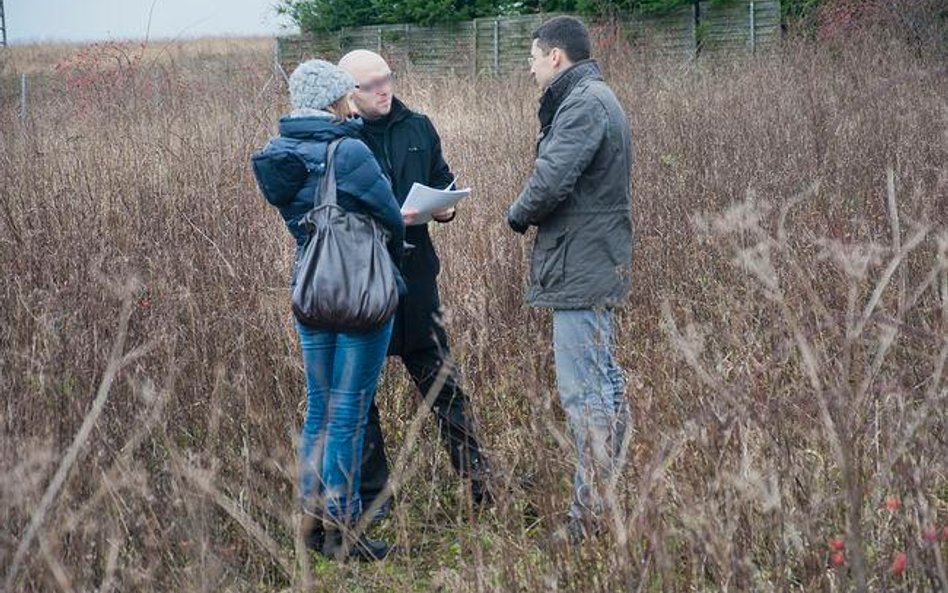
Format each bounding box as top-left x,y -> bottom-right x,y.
401,345 -> 489,487
358,400 -> 391,520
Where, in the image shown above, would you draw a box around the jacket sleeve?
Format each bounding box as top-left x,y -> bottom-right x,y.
508,96 -> 606,228
335,138 -> 405,261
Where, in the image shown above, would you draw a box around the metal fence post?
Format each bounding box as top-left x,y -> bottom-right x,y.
1,0 -> 7,47
377,28 -> 383,54
20,73 -> 27,124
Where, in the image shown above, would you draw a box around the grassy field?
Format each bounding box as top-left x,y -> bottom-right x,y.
1,28 -> 946,593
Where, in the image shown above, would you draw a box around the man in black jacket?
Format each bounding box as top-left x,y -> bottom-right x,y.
339,50 -> 491,517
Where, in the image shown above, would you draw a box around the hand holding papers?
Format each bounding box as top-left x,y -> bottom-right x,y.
401,180 -> 471,226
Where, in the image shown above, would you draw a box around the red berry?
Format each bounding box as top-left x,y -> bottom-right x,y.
831,552 -> 846,567
829,538 -> 845,551
890,551 -> 907,575
885,496 -> 901,512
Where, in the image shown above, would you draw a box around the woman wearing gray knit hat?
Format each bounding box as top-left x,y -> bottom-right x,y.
288,59 -> 358,117
251,59 -> 405,561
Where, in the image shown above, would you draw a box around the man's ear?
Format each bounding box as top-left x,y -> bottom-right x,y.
550,48 -> 563,68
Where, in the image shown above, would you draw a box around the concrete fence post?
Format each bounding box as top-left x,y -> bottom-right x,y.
274,39 -> 288,83
492,19 -> 500,76
749,0 -> 756,53
405,23 -> 411,73
472,19 -> 478,78
692,0 -> 701,59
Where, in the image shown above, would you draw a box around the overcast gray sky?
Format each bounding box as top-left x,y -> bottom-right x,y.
5,0 -> 295,44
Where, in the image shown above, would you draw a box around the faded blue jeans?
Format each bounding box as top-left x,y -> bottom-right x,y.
553,309 -> 629,522
296,318 -> 394,522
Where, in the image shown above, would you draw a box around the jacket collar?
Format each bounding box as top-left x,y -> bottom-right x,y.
538,59 -> 603,129
363,96 -> 412,133
277,115 -> 364,141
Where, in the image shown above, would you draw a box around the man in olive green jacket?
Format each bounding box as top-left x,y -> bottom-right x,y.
507,15 -> 633,543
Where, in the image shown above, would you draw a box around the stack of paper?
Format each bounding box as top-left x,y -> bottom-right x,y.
401,181 -> 471,225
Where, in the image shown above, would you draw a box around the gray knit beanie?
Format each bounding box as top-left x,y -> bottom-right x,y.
289,59 -> 356,112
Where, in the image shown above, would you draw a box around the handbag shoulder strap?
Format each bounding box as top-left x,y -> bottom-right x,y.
316,138 -> 344,208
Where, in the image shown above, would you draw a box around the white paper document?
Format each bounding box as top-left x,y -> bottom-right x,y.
401,181 -> 471,225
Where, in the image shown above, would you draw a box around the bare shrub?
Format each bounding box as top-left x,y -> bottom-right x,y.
1,30 -> 945,592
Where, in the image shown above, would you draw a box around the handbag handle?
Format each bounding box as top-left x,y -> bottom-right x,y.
315,138 -> 343,208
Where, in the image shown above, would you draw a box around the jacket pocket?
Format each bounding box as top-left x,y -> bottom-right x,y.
532,229 -> 569,290
405,145 -> 432,175
251,149 -> 310,207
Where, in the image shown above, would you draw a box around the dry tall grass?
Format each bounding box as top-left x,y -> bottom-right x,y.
0,37 -> 275,75
1,31 -> 946,592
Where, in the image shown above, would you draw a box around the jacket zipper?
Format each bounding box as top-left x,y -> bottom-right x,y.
379,117 -> 406,353
382,122 -> 395,188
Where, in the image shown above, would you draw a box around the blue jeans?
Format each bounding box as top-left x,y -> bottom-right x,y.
553,309 -> 629,521
296,319 -> 394,521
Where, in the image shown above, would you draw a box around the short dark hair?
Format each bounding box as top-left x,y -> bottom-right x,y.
532,16 -> 591,63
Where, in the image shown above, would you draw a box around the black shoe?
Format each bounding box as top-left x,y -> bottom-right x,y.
472,480 -> 493,508
301,514 -> 325,554
322,525 -> 391,562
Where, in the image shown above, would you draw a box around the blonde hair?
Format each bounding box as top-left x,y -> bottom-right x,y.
326,94 -> 354,121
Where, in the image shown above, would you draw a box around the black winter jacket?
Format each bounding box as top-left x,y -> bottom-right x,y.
360,98 -> 455,355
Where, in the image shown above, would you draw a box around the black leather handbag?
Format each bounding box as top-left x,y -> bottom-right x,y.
291,139 -> 399,332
